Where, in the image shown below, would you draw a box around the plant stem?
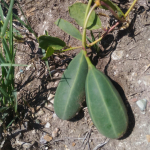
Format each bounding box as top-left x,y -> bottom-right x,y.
125,0 -> 138,17
88,21 -> 119,47
82,0 -> 95,48
61,0 -> 138,54
100,1 -> 125,22
62,46 -> 83,52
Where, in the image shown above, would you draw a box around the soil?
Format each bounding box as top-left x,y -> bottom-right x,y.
1,0 -> 150,150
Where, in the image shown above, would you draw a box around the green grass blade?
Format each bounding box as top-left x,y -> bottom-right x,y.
0,53 -> 6,63
0,86 -> 9,98
2,38 -> 11,62
1,0 -> 14,37
12,90 -> 17,113
0,107 -> 8,113
42,48 -> 51,77
0,5 -> 5,22
0,63 -> 27,67
9,10 -> 13,58
16,0 -> 37,37
6,116 -> 17,129
1,0 -> 36,38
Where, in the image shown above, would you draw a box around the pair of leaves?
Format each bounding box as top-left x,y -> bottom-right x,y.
55,3 -> 102,41
39,2 -> 101,59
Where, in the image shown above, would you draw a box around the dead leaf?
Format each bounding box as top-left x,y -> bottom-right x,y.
146,135 -> 150,142
43,135 -> 53,142
72,142 -> 76,146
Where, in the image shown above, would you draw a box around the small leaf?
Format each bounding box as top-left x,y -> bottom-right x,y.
69,3 -> 101,30
39,35 -> 66,50
100,0 -> 125,18
55,18 -> 82,41
42,47 -> 54,60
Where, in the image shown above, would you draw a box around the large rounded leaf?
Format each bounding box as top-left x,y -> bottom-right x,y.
85,65 -> 128,139
54,50 -> 88,120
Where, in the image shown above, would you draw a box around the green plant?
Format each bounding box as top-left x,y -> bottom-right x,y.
51,0 -> 138,139
0,0 -> 27,130
0,0 -> 138,139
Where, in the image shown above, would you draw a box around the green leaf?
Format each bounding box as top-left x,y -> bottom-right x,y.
39,35 -> 66,50
0,107 -> 8,113
1,0 -> 14,37
85,65 -> 128,139
69,3 -> 101,30
54,50 -> 88,120
100,0 -> 125,18
0,63 -> 27,67
0,86 -> 9,98
55,18 -> 82,41
42,47 -> 54,60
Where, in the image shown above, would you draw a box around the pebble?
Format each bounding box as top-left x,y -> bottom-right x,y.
54,72 -> 59,77
15,72 -> 21,79
146,135 -> 150,142
72,142 -> 76,147
52,128 -> 60,138
136,99 -> 147,111
52,113 -> 59,120
15,140 -> 32,149
45,122 -> 51,128
36,106 -> 41,111
50,65 -> 55,70
111,50 -> 123,60
48,94 -> 54,101
35,110 -> 44,117
43,134 -> 53,142
26,63 -> 34,71
42,113 -> 51,122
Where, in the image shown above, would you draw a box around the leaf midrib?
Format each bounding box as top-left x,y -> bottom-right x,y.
62,51 -> 84,119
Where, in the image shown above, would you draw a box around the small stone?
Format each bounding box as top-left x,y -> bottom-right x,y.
136,99 -> 147,111
42,113 -> 51,122
146,135 -> 150,142
52,113 -> 59,120
15,72 -> 21,79
30,107 -> 35,113
131,98 -> 138,103
52,128 -> 59,138
54,81 -> 59,87
26,63 -> 34,70
35,119 -> 41,124
16,140 -> 32,149
32,130 -> 36,134
35,110 -> 44,117
54,72 -> 59,77
111,50 -> 123,60
43,134 -> 53,142
48,94 -> 54,101
72,142 -> 76,147
50,65 -> 55,70
36,106 -> 41,111
45,122 -> 51,128
40,134 -> 47,144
